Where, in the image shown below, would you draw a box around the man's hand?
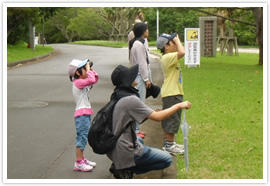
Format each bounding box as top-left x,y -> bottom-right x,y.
179,101 -> 192,110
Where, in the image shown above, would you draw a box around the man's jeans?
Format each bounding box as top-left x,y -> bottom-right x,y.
132,137 -> 172,174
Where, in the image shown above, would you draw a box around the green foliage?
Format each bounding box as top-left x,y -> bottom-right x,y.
49,8 -> 79,42
176,53 -> 263,179
69,8 -> 112,40
7,7 -> 64,44
8,7 -> 258,46
39,7 -> 63,21
7,20 -> 29,45
233,21 -> 256,46
7,43 -> 54,63
7,7 -> 41,25
36,19 -> 67,44
235,29 -> 256,46
7,7 -> 41,44
145,8 -> 199,42
227,8 -> 256,45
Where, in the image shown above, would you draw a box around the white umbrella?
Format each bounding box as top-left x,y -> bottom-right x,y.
181,110 -> 190,173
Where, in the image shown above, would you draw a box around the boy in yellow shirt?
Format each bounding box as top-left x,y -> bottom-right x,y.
157,33 -> 186,154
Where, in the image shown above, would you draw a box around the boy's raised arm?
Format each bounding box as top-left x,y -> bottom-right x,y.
173,35 -> 185,59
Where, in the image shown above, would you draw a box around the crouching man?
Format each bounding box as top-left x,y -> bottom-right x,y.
107,64 -> 192,178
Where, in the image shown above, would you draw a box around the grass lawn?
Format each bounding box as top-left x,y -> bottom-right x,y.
72,40 -> 128,48
7,43 -> 54,63
71,40 -> 259,49
176,53 -> 263,179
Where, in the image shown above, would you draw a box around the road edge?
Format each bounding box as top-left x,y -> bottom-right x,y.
7,50 -> 58,68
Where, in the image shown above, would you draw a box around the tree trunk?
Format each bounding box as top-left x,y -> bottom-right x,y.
227,10 -> 234,56
110,22 -> 115,41
219,20 -> 226,52
64,31 -> 70,43
28,20 -> 35,50
252,7 -> 263,65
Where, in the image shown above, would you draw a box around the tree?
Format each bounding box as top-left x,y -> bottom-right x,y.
7,7 -> 40,47
102,7 -> 144,41
50,8 -> 78,42
39,7 -> 64,44
69,8 -> 112,40
196,7 -> 262,65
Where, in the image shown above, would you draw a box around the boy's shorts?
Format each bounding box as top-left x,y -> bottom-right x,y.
75,115 -> 91,150
161,95 -> 183,133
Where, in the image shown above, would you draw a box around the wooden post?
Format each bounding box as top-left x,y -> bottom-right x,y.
227,29 -> 234,56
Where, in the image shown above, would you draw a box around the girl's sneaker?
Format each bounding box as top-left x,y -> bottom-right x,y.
83,157 -> 96,168
73,161 -> 93,172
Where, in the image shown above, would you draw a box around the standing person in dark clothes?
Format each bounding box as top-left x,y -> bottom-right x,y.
129,22 -> 152,139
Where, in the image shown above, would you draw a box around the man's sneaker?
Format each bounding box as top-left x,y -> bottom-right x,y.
109,163 -> 133,179
83,157 -> 96,168
73,161 -> 93,172
163,144 -> 184,155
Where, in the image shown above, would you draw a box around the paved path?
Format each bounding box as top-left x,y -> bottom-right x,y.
7,44 -> 121,179
6,44 -> 177,181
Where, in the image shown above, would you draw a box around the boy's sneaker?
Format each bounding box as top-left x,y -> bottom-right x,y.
163,143 -> 184,155
73,161 -> 93,172
83,158 -> 96,168
164,140 -> 184,150
174,142 -> 184,150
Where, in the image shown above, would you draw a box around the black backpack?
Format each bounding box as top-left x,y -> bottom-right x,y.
88,99 -> 135,155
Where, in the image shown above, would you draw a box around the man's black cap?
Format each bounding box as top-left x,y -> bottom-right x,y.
111,64 -> 139,87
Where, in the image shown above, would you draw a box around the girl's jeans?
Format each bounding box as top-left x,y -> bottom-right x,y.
75,115 -> 91,150
132,137 -> 172,174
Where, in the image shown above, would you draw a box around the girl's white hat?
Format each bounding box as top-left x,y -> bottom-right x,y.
68,58 -> 89,77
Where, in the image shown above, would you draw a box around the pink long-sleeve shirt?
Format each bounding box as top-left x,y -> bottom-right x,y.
72,70 -> 99,117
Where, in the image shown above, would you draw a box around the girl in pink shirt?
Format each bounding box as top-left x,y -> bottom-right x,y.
68,59 -> 99,172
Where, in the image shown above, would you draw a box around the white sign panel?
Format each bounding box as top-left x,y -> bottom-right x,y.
185,28 -> 200,66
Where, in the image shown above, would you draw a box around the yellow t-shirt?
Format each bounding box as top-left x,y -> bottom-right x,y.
160,52 -> 184,98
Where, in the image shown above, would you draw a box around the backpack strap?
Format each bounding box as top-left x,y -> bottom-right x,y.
119,121 -> 137,149
130,122 -> 137,148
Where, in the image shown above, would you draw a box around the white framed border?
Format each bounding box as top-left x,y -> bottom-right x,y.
2,1 -> 268,185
